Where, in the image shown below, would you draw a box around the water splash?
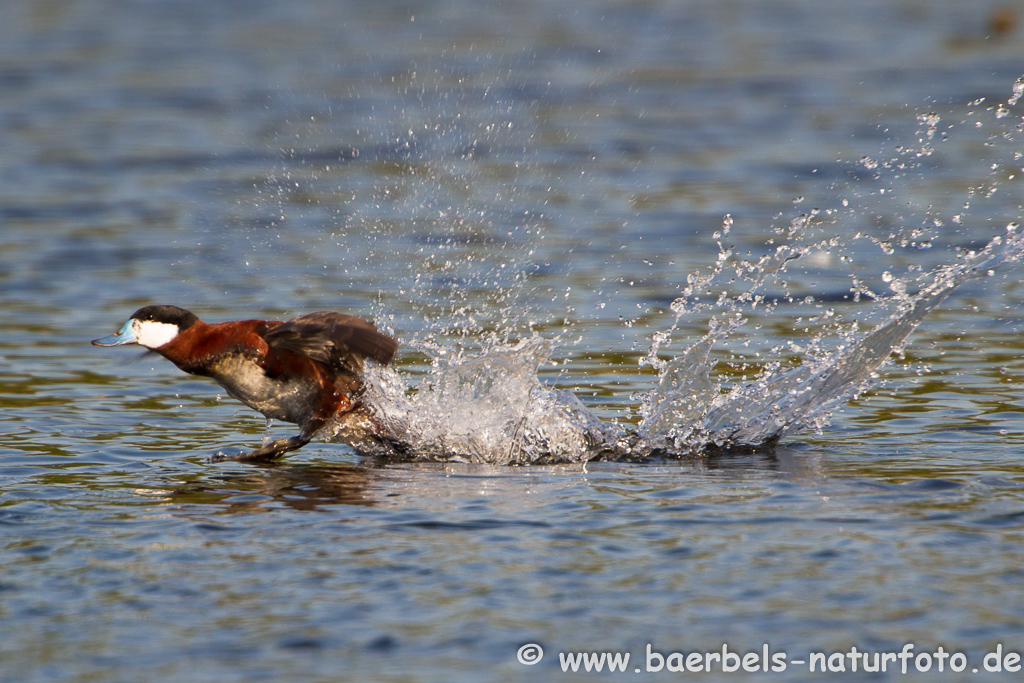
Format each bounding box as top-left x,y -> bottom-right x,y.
319,76 -> 1024,464
326,226 -> 1022,464
324,335 -> 623,464
635,226 -> 1024,455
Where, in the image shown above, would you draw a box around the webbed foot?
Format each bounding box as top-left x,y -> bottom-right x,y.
209,435 -> 311,463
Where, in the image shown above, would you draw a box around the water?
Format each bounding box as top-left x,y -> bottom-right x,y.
348,226 -> 1024,464
4,0 -> 1024,680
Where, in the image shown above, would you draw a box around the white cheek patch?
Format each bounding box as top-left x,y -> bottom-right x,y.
133,320 -> 180,349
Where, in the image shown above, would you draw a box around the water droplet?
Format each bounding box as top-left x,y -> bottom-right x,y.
1010,76 -> 1024,106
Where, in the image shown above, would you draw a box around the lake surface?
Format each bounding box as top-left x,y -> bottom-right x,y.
3,0 -> 1024,680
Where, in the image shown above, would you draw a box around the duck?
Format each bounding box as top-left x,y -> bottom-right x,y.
92,305 -> 398,461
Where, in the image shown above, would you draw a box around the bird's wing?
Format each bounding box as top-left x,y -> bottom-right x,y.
261,312 -> 398,371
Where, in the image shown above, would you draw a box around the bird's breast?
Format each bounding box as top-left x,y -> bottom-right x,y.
203,354 -> 321,425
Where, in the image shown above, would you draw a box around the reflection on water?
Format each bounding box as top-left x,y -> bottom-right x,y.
176,463 -> 380,512
178,448 -> 806,514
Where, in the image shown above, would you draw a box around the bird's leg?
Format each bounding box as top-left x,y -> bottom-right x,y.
209,415 -> 328,464
210,434 -> 311,463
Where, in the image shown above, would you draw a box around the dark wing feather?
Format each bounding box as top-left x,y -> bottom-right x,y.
262,312 -> 398,371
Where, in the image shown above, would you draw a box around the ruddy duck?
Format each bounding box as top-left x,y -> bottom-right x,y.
92,305 -> 398,461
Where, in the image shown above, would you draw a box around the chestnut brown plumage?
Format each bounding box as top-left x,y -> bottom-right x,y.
93,306 -> 399,462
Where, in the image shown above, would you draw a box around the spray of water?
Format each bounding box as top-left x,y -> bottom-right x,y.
322,223 -> 1022,464
316,76 -> 1024,464
635,225 -> 1024,455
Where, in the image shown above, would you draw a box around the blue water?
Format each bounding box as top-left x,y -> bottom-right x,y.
4,0 -> 1024,680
